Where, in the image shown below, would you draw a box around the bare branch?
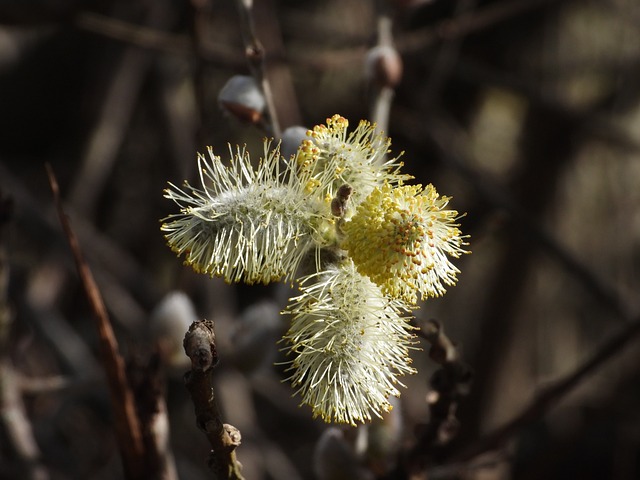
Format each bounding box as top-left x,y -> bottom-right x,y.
45,165 -> 145,479
454,313 -> 640,462
0,193 -> 48,480
407,319 -> 472,472
183,320 -> 245,480
235,0 -> 281,138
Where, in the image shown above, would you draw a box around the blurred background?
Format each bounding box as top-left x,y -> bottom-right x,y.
1,0 -> 640,478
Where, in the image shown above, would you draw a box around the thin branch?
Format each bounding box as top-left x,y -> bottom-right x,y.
18,375 -> 74,395
235,0 -> 281,138
406,319 -> 472,471
128,351 -> 179,480
369,1 -> 398,137
75,11 -> 246,68
46,165 -> 145,479
0,193 -> 48,480
69,12 -> 156,218
74,0 -> 559,76
0,363 -> 49,480
453,312 -> 640,462
183,320 -> 245,480
398,0 -> 560,55
76,12 -> 190,55
420,0 -> 475,110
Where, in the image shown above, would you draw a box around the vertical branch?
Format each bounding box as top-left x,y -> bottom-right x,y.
187,0 -> 213,148
407,319 -> 472,474
183,320 -> 245,480
235,0 -> 282,139
420,0 -> 476,110
128,351 -> 179,480
368,0 -> 402,137
46,165 -> 145,479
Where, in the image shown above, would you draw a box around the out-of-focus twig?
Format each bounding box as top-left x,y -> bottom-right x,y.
407,319 -> 472,472
420,0 -> 475,110
183,320 -> 245,480
46,165 -> 145,479
128,351 -> 179,480
76,12 -> 189,55
235,0 -> 281,138
0,163 -> 160,321
75,0 -> 558,76
252,0 -> 301,129
76,11 -> 245,68
453,312 -> 640,462
368,0 -> 400,136
398,0 -> 559,55
0,193 -> 49,480
69,8 -> 161,218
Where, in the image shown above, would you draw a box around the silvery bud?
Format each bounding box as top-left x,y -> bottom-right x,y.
150,291 -> 198,370
313,428 -> 373,480
218,75 -> 266,124
230,300 -> 282,374
364,45 -> 403,89
281,125 -> 308,160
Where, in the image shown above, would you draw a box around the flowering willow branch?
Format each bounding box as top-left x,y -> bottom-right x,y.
162,115 -> 469,425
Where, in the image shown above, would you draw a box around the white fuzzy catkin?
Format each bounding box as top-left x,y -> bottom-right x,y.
162,144 -> 320,284
283,260 -> 416,425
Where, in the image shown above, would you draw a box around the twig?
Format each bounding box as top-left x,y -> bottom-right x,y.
407,319 -> 472,471
0,162 -> 160,318
0,363 -> 49,480
398,0 -> 559,55
420,0 -> 475,110
252,0 -> 301,129
453,312 -> 640,462
0,192 -> 48,480
46,165 -> 145,479
76,12 -> 190,56
183,320 -> 245,480
369,1 -> 398,137
128,351 -> 179,480
235,0 -> 281,138
18,375 -> 74,395
75,11 -> 247,68
69,12 -> 155,218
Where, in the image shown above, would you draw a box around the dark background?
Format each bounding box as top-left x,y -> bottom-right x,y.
1,0 -> 640,479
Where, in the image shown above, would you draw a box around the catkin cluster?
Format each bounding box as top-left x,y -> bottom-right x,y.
162,115 -> 468,425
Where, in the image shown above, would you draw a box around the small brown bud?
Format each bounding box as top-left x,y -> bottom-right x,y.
365,45 -> 403,89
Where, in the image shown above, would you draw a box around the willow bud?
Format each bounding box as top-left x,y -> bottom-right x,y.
218,75 -> 265,124
364,45 -> 403,89
281,125 -> 309,160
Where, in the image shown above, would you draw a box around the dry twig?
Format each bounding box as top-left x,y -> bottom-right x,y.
46,165 -> 146,479
183,320 -> 245,480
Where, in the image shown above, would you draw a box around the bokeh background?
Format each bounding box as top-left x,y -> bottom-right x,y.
1,0 -> 640,478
